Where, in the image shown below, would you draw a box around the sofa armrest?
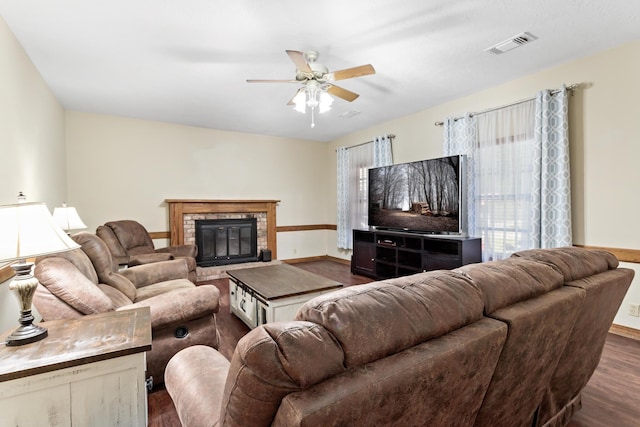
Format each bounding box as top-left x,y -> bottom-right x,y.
128,252 -> 174,267
119,285 -> 220,329
157,244 -> 198,259
165,345 -> 229,427
121,258 -> 189,288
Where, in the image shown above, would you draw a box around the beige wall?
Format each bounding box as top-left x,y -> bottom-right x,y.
65,111 -> 330,260
0,17 -> 66,332
326,41 -> 640,329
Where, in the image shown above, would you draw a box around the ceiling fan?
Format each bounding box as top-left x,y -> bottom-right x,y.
247,50 -> 375,126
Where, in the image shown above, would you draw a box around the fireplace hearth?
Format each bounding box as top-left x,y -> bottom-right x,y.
195,218 -> 258,267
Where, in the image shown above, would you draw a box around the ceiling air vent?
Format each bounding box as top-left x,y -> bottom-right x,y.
485,32 -> 538,54
339,110 -> 361,118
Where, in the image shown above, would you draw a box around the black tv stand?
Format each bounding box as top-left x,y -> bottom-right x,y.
351,229 -> 482,280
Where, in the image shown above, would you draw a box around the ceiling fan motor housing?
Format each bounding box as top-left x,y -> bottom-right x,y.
295,50 -> 328,81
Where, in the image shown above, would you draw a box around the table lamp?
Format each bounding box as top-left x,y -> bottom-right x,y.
53,202 -> 87,234
0,193 -> 80,346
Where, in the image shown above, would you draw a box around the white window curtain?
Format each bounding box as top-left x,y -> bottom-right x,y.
336,135 -> 393,250
475,100 -> 537,261
443,87 -> 571,261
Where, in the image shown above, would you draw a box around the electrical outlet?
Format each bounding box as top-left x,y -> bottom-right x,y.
629,303 -> 640,317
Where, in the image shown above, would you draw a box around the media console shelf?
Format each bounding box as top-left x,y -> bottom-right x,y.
351,229 -> 482,280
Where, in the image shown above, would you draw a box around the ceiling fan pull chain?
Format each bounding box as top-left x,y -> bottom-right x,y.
311,107 -> 316,128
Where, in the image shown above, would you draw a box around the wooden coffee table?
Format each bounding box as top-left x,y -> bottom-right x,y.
227,263 -> 342,329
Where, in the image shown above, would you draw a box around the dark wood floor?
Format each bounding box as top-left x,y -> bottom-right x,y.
148,260 -> 640,427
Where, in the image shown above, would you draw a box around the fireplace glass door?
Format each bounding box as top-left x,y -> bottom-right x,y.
196,218 -> 258,266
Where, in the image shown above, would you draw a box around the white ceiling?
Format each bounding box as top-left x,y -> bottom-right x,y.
1,0 -> 639,142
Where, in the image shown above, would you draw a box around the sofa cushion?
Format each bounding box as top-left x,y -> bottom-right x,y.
455,257 -> 564,314
297,270 -> 484,367
37,247 -> 99,285
35,257 -> 115,315
72,232 -> 138,301
98,284 -> 133,308
106,220 -> 155,254
96,224 -> 128,259
512,246 -> 618,282
275,318 -> 507,427
133,279 -> 195,302
219,321 -> 345,427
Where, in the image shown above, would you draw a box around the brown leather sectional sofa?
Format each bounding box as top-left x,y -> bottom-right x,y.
165,247 -> 633,427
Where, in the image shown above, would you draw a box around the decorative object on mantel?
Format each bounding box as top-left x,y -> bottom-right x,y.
247,50 -> 375,128
52,202 -> 87,234
0,193 -> 80,346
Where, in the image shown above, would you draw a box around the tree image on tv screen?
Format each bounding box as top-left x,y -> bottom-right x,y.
369,156 -> 460,232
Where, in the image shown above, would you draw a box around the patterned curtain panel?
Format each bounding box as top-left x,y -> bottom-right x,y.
373,135 -> 393,167
443,114 -> 477,238
336,147 -> 350,249
531,87 -> 572,248
336,136 -> 393,250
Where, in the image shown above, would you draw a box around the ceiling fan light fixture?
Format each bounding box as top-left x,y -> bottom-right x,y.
319,92 -> 333,113
293,90 -> 306,113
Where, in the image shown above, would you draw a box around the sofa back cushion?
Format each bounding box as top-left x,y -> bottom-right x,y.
219,322 -> 345,426
455,257 -> 564,314
72,232 -> 138,301
511,246 -> 618,281
297,270 -> 485,367
96,224 -> 128,259
34,257 -> 116,318
274,318 -> 507,427
37,246 -> 99,285
106,220 -> 155,255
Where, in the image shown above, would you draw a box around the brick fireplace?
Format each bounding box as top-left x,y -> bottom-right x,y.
165,199 -> 280,280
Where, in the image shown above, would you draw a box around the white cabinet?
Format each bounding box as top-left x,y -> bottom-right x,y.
0,308 -> 151,427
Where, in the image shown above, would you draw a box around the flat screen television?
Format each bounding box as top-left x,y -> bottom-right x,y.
368,154 -> 467,235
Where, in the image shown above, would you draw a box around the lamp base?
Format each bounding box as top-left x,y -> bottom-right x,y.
6,314 -> 48,346
6,262 -> 48,346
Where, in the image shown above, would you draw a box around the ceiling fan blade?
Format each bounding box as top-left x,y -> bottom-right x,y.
246,79 -> 297,83
286,50 -> 312,73
327,85 -> 359,102
331,64 -> 376,81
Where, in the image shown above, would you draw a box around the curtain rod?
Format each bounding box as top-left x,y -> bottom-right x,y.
336,134 -> 395,151
433,83 -> 582,126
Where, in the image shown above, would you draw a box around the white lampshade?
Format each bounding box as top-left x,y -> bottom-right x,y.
293,90 -> 306,114
319,92 -> 333,113
53,203 -> 87,232
0,201 -> 80,263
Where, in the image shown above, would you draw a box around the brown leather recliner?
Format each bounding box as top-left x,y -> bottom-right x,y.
97,219 -> 198,283
33,232 -> 220,385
